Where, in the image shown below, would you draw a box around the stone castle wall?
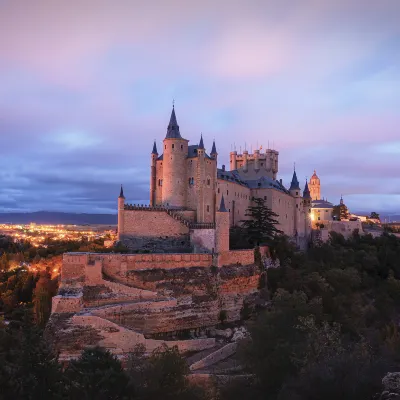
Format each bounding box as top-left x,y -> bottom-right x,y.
121,210 -> 189,238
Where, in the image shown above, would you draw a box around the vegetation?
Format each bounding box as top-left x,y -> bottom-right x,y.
221,231 -> 400,399
0,311 -> 207,399
370,212 -> 380,220
230,197 -> 283,249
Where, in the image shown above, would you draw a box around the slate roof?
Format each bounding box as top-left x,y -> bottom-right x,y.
312,199 -> 334,209
165,107 -> 182,139
289,170 -> 301,191
211,140 -> 217,154
303,181 -> 311,198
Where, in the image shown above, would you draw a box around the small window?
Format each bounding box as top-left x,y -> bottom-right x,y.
181,145 -> 183,150
296,191 -> 299,195
227,190 -> 229,195
264,196 -> 267,200
218,188 -> 220,193
165,145 -> 166,149
207,205 -> 210,212
172,144 -> 174,149
207,178 -> 211,186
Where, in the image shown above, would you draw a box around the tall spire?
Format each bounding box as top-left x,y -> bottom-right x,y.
165,105 -> 182,139
211,140 -> 217,154
289,170 -> 300,191
218,195 -> 227,212
152,140 -> 158,154
303,180 -> 311,198
119,185 -> 125,199
198,133 -> 204,149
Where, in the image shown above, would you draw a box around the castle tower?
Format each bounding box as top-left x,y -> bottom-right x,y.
117,185 -> 125,241
242,150 -> 249,172
254,149 -> 260,171
289,169 -> 302,236
216,195 -> 229,255
150,141 -> 158,206
196,134 -> 206,223
230,150 -> 237,170
303,180 -> 312,236
210,140 -> 217,161
309,170 -> 321,200
161,106 -> 189,208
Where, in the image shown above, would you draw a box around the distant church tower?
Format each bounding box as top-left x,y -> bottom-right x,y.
309,170 -> 321,200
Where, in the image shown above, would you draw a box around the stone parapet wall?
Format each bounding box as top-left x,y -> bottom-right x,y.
218,249 -> 254,266
62,253 -> 89,284
101,253 -> 213,275
121,210 -> 189,238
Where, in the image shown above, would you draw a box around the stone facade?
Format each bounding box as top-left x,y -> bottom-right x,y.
118,106 -> 313,248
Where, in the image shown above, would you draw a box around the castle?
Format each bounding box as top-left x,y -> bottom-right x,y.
47,106 -> 362,367
117,106 -> 312,251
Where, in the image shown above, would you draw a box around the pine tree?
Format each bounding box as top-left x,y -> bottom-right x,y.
241,197 -> 283,245
33,270 -> 52,328
64,347 -> 130,400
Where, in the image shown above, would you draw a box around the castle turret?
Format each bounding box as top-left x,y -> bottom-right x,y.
196,134 -> 206,222
242,150 -> 248,172
254,149 -> 260,171
230,150 -> 237,170
216,195 -> 229,256
117,185 -> 125,241
150,141 -> 158,206
309,170 -> 321,200
161,106 -> 189,208
210,140 -> 217,161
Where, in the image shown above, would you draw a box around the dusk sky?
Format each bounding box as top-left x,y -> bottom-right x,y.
0,0 -> 399,215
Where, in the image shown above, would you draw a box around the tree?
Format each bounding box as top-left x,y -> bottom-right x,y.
240,197 -> 283,246
127,345 -> 206,400
332,203 -> 349,221
33,270 -> 53,328
370,212 -> 380,220
0,252 -> 10,271
0,309 -> 64,400
64,347 -> 130,400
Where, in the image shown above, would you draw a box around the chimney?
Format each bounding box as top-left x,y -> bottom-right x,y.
222,165 -> 226,171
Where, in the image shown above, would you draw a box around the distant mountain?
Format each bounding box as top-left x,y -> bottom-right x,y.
0,211 -> 117,225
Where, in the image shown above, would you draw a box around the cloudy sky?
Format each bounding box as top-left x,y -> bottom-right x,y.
0,0 -> 399,214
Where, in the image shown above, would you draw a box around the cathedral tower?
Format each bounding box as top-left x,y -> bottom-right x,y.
309,170 -> 321,200
289,169 -> 302,236
161,106 -> 189,208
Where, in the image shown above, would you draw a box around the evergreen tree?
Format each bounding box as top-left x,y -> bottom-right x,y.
240,197 -> 283,245
33,270 -> 52,328
64,347 -> 130,400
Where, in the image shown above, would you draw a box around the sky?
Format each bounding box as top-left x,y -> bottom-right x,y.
0,0 -> 399,215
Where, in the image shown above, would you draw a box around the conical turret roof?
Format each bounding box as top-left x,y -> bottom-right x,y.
211,140 -> 217,154
165,106 -> 182,139
152,140 -> 158,154
219,195 -> 228,212
198,134 -> 204,149
289,170 -> 301,191
119,185 -> 125,199
303,180 -> 311,198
